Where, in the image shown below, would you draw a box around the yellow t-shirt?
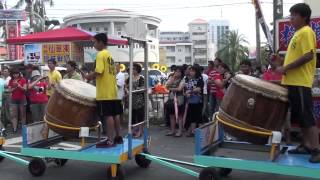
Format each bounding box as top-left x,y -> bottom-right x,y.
47,69 -> 62,96
281,26 -> 317,88
95,49 -> 117,100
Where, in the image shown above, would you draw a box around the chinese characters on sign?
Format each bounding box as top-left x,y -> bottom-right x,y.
7,21 -> 22,60
42,43 -> 71,64
0,10 -> 26,21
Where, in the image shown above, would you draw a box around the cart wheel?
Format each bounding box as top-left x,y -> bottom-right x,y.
0,146 -> 4,162
218,168 -> 232,177
199,167 -> 219,180
107,165 -> 124,180
28,158 -> 46,177
135,151 -> 151,168
54,158 -> 68,167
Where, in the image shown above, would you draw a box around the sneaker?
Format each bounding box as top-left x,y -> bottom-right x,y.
288,144 -> 311,154
96,139 -> 115,148
309,149 -> 320,163
114,136 -> 124,144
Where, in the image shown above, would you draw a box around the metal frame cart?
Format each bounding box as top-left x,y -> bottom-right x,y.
0,36 -> 152,180
194,113 -> 320,180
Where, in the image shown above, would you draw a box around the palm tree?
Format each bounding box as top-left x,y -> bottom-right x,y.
216,30 -> 249,72
13,0 -> 54,32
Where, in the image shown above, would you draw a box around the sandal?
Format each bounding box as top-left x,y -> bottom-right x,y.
166,132 -> 175,136
288,144 -> 311,154
174,132 -> 182,137
186,133 -> 195,137
96,139 -> 115,148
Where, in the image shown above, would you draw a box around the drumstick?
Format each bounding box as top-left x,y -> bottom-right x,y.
76,68 -> 87,79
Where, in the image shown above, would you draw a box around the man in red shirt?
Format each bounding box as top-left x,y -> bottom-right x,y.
262,60 -> 282,84
207,58 -> 224,117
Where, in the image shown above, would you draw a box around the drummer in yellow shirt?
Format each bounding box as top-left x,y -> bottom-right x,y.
276,3 -> 319,163
47,59 -> 62,98
85,33 -> 122,147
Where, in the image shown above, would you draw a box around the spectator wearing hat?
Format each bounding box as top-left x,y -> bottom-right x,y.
28,70 -> 48,122
64,61 -> 83,80
47,59 -> 62,98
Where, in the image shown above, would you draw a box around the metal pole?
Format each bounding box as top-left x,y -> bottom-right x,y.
144,42 -> 149,128
29,0 -> 33,33
128,38 -> 134,134
273,0 -> 283,52
256,15 -> 261,66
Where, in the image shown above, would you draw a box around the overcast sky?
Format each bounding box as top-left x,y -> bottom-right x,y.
8,0 -> 303,46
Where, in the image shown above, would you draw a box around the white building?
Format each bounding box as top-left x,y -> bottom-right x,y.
159,31 -> 193,66
209,19 -> 230,51
189,19 -> 215,66
63,9 -> 161,63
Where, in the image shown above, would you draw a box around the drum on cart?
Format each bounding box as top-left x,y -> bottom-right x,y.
219,74 -> 288,144
45,79 -> 97,138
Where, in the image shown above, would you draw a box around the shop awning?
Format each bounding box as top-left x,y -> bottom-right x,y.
6,27 -> 128,45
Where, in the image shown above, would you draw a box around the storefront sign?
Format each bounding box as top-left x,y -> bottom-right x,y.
42,43 -> 71,64
24,44 -> 42,65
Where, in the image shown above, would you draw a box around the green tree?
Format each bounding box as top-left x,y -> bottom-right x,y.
216,30 -> 249,72
13,0 -> 54,32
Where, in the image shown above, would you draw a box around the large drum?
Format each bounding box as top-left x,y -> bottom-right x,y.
219,74 -> 288,144
45,79 -> 97,138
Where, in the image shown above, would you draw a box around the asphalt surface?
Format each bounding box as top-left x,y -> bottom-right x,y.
0,125 -> 316,180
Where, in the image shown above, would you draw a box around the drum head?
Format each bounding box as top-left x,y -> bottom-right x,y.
233,74 -> 287,101
56,79 -> 96,104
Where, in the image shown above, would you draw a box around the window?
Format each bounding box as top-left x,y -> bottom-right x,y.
88,27 -> 92,31
104,27 -> 108,31
166,56 -> 175,63
96,27 -> 100,31
185,57 -> 191,63
166,46 -> 175,52
117,31 -> 122,35
178,49 -> 182,52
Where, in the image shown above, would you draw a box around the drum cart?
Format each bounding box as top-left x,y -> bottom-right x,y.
0,36 -> 153,180
193,113 -> 320,180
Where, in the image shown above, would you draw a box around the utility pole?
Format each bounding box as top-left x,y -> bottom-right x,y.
273,0 -> 283,52
256,15 -> 261,66
28,0 -> 33,33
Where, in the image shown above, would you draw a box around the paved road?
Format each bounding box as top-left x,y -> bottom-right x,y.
0,126 -> 315,180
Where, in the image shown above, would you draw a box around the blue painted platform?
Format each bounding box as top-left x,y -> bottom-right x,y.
277,147 -> 320,169
194,145 -> 320,179
81,138 -> 144,155
21,138 -> 144,164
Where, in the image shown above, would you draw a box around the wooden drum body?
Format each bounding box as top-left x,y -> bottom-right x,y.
219,75 -> 288,144
45,79 -> 97,138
